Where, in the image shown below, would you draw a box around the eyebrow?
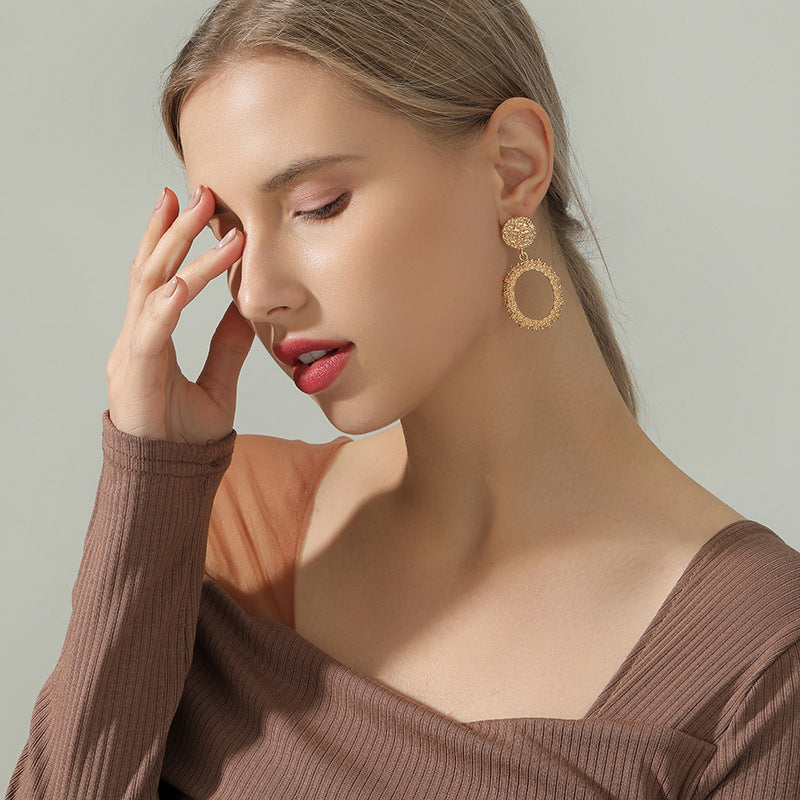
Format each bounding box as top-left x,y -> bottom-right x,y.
211,153 -> 366,216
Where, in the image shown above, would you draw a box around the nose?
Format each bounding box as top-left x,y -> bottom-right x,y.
228,233 -> 306,322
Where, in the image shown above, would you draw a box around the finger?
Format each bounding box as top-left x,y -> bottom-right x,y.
131,187 -> 179,271
170,227 -> 245,307
124,231 -> 244,381
196,301 -> 256,410
123,188 -> 180,335
145,185 -> 216,287
125,185 -> 215,326
121,275 -> 188,412
128,274 -> 188,365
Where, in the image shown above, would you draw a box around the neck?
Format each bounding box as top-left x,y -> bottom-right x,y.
390,224 -> 672,564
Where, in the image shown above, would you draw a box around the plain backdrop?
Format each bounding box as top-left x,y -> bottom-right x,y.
1,0 -> 798,779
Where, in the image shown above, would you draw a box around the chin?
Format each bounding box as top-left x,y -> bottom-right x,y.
315,394 -> 404,437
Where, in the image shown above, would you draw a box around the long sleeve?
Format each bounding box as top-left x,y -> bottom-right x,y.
5,410 -> 236,800
695,640 -> 800,798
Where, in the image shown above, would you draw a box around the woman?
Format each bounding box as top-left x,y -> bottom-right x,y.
7,0 -> 799,797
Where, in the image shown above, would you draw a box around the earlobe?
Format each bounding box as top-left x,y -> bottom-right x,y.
484,97 -> 555,220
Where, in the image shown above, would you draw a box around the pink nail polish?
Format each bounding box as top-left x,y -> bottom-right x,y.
155,188 -> 167,210
188,186 -> 203,209
217,229 -> 238,248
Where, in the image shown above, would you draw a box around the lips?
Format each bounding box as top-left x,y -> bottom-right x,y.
273,338 -> 353,367
292,342 -> 354,394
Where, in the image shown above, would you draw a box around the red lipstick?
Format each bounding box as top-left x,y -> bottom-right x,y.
273,338 -> 354,394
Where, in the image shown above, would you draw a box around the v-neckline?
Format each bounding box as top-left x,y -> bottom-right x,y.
261,518 -> 763,730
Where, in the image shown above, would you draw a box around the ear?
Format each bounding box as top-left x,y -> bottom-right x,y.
480,97 -> 554,223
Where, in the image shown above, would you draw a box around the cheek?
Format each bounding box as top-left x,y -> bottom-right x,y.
349,190 -> 495,380
253,327 -> 289,375
359,184 -> 450,294
367,189 -> 498,323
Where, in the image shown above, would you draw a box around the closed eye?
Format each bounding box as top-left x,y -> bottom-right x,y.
298,192 -> 351,221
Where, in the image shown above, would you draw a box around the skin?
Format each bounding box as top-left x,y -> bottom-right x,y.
107,47 -> 748,720
173,50 -> 743,567
109,51 -> 747,722
107,169 -> 252,442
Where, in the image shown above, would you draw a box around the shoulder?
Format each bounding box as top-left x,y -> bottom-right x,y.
688,526 -> 800,792
612,520 -> 800,739
707,521 -> 800,609
223,431 -> 354,496
698,520 -> 800,616
293,422 -> 407,545
204,430 -> 353,622
679,520 -> 800,688
211,429 -> 355,531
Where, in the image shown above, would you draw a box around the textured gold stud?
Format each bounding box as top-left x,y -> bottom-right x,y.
501,216 -> 537,251
501,216 -> 563,331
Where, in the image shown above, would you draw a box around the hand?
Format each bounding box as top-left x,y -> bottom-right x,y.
106,186 -> 255,443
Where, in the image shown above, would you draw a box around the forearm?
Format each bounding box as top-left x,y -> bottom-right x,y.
6,411 -> 235,800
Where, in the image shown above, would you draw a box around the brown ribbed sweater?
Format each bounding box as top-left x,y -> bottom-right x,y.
6,411 -> 800,799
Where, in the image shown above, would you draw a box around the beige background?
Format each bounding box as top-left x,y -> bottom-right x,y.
2,0 -> 798,778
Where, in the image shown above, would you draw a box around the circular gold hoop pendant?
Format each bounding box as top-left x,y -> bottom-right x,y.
502,258 -> 564,331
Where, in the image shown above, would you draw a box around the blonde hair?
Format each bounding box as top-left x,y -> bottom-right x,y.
161,0 -> 638,417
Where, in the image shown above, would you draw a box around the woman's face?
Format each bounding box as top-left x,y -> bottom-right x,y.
180,51 -> 506,435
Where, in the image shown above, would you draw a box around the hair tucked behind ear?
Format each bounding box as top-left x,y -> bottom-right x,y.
161,0 -> 638,417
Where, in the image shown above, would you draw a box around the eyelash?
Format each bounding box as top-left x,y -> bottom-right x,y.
211,192 -> 350,239
299,192 -> 350,221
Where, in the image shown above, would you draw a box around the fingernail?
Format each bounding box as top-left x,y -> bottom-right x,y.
164,276 -> 179,297
187,186 -> 203,210
217,229 -> 238,248
155,188 -> 167,210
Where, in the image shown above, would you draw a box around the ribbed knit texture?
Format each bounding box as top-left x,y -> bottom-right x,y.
6,410 -> 800,799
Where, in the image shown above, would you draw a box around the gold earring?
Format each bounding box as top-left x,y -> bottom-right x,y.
501,216 -> 563,331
